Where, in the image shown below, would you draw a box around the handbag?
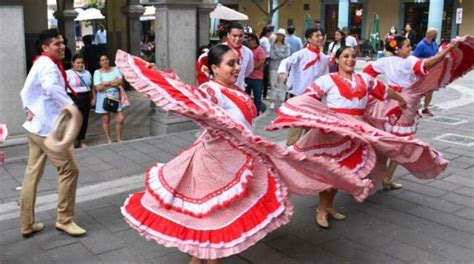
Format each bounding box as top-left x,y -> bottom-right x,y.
103,95 -> 119,112
99,71 -> 120,112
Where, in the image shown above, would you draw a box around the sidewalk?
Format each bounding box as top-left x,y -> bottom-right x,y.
0,73 -> 473,263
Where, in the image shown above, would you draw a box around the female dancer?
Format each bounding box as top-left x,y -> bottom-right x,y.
116,45 -> 374,263
363,35 -> 473,189
266,46 -> 448,228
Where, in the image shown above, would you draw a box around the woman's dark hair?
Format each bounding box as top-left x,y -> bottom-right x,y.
330,30 -> 346,52
334,45 -> 355,60
385,35 -> 407,54
305,28 -> 325,40
247,33 -> 260,46
197,45 -> 210,59
207,44 -> 233,76
98,53 -> 109,62
260,25 -> 274,38
72,53 -> 84,62
218,28 -> 228,41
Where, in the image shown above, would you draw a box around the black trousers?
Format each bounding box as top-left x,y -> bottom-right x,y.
69,92 -> 91,141
262,58 -> 271,99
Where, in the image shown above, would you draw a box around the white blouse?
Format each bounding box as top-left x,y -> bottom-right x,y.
304,73 -> 386,113
364,55 -> 426,88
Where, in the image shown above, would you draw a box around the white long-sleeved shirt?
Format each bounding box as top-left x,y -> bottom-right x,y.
260,36 -> 271,58
278,47 -> 328,96
20,56 -> 74,137
225,44 -> 254,90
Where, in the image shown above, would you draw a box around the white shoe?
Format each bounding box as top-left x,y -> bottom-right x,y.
269,102 -> 275,109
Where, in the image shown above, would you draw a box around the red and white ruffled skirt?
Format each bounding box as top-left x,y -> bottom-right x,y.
121,132 -> 292,259
267,96 -> 448,187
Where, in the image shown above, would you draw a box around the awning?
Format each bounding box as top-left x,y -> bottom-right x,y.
75,8 -> 105,21
140,6 -> 155,21
209,4 -> 248,21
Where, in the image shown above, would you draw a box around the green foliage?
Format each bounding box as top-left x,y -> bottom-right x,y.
86,0 -> 103,9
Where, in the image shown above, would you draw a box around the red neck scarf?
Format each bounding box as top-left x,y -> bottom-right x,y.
33,52 -> 77,97
303,44 -> 321,71
226,40 -> 243,61
330,73 -> 367,100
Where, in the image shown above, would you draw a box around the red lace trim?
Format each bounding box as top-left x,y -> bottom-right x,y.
124,172 -> 284,243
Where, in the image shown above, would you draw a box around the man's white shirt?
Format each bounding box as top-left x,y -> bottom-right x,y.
20,56 -> 74,137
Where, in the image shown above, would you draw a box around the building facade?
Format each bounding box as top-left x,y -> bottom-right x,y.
221,0 -> 473,44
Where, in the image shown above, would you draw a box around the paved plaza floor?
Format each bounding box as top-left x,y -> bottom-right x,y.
0,67 -> 473,264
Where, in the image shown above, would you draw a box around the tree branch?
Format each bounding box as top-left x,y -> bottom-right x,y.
271,0 -> 290,13
251,0 -> 270,16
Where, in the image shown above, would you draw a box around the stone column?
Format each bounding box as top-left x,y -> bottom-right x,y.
121,3 -> 145,56
0,1 -> 27,136
55,0 -> 78,54
338,0 -> 349,29
271,0 -> 279,29
198,2 -> 216,47
23,0 -> 48,70
147,0 -> 210,135
428,0 -> 444,43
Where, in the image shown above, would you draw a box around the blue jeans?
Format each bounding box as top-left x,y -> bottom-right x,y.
245,78 -> 263,113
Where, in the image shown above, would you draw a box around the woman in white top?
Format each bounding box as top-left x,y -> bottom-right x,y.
327,30 -> 345,73
66,54 -> 94,148
269,29 -> 291,109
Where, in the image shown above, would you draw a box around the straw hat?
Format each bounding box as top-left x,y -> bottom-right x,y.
45,104 -> 82,152
276,28 -> 286,35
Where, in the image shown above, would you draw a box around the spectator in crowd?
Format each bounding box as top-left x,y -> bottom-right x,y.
314,20 -> 322,31
260,25 -> 274,99
414,27 -> 439,116
20,28 -> 85,238
403,23 -> 417,48
384,25 -> 399,42
95,24 -> 107,53
269,29 -> 291,109
342,27 -> 358,49
140,32 -> 155,62
314,20 -> 327,45
93,54 -> 125,144
327,29 -> 345,72
81,35 -> 101,74
66,54 -> 94,148
245,33 -> 266,113
286,25 -> 303,55
62,37 -> 73,70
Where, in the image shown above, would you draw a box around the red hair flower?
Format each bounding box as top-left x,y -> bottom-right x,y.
389,40 -> 397,48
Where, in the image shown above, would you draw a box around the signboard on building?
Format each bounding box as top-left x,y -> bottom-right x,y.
456,8 -> 463,24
